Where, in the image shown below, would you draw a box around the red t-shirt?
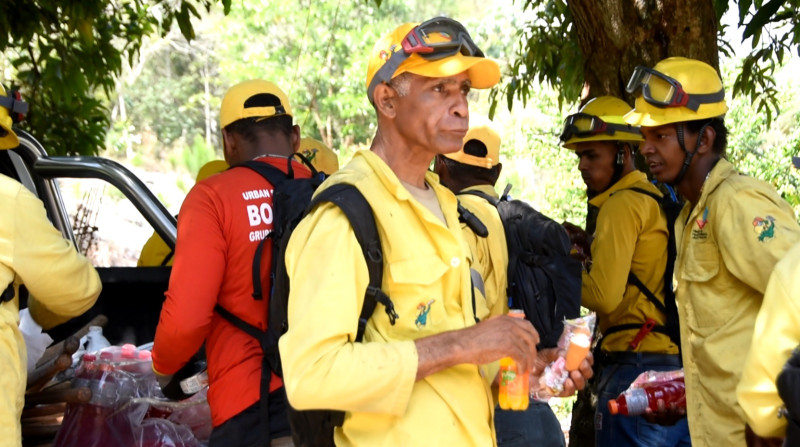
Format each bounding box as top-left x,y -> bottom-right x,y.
152,156 -> 312,426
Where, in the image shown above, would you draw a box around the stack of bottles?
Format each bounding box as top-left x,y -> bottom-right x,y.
53,341 -> 210,447
608,370 -> 686,416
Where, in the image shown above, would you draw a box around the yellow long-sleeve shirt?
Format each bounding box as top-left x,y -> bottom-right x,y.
737,239 -> 800,438
279,150 -> 498,447
457,185 -> 508,316
675,158 -> 800,447
583,171 -> 677,354
0,174 -> 101,446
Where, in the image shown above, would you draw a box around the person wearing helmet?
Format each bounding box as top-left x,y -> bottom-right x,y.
625,57 -> 800,446
561,96 -> 690,447
298,137 -> 339,175
279,18 -> 592,446
0,85 -> 101,446
137,160 -> 229,267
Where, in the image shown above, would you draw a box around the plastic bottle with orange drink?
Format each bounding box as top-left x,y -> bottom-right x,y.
498,309 -> 529,411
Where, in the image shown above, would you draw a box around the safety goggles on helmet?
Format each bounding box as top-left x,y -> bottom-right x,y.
0,91 -> 29,123
626,66 -> 725,112
367,17 -> 485,102
559,113 -> 640,142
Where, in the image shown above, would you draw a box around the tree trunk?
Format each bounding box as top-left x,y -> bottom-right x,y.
568,0 -> 719,103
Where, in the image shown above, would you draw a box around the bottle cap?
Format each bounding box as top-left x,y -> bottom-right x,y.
608,399 -> 620,415
508,309 -> 526,319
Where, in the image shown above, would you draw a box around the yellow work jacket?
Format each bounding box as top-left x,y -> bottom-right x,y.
584,171 -> 677,354
674,158 -> 800,447
457,185 -> 508,316
0,175 -> 101,446
279,150 -> 497,447
738,240 -> 800,438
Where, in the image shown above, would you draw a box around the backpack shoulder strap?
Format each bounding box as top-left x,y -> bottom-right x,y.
458,189 -> 500,207
310,183 -> 398,342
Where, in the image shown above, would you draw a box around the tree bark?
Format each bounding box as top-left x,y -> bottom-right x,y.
568,0 -> 719,103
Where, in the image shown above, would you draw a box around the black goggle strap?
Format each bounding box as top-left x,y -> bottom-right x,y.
367,48 -> 411,103
0,94 -> 28,116
682,89 -> 725,112
560,116 -> 639,142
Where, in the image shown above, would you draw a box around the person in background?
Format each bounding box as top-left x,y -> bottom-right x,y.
137,160 -> 228,267
0,84 -> 102,446
279,17 -> 592,447
625,57 -> 800,447
152,79 -> 309,447
298,136 -> 339,175
736,156 -> 800,446
434,120 -> 568,446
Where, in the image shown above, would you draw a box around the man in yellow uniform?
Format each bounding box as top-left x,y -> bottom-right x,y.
298,137 -> 339,175
279,18 -> 592,447
737,238 -> 800,445
0,85 -> 102,446
561,96 -> 689,446
137,160 -> 228,267
434,121 -> 567,446
625,57 -> 800,447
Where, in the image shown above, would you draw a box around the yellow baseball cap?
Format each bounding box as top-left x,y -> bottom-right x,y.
444,121 -> 501,169
195,160 -> 229,183
220,80 -> 293,129
365,19 -> 500,104
299,137 -> 339,174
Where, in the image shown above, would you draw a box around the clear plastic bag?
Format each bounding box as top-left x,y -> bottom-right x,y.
531,313 -> 596,401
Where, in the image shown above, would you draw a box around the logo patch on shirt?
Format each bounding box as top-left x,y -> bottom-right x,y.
696,207 -> 709,229
753,215 -> 776,242
300,148 -> 318,163
415,299 -> 435,329
692,207 -> 709,239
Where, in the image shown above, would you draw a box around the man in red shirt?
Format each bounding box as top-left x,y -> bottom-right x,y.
152,79 -> 309,447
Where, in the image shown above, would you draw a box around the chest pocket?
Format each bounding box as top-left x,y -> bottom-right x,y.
388,256 -> 452,335
680,240 -> 728,329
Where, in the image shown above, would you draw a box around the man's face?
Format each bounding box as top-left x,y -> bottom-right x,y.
639,124 -> 687,184
394,72 -> 471,157
573,141 -> 618,196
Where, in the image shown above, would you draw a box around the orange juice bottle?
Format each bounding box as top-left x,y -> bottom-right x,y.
498,309 -> 529,410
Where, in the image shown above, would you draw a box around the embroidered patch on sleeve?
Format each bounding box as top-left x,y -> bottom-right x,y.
752,215 -> 776,242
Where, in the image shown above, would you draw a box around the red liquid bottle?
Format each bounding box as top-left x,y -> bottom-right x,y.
608,377 -> 686,416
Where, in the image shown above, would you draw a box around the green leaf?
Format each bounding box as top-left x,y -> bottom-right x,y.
743,0 -> 786,39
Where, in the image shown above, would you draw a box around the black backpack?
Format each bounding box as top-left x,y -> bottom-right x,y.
459,185 -> 582,348
214,160 -> 398,447
602,186 -> 683,353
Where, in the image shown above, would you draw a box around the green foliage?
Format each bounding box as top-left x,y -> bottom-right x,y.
489,0 -> 581,117
0,0 -> 231,155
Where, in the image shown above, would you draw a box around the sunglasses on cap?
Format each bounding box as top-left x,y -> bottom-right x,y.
368,17 -> 484,102
626,66 -> 725,112
559,113 -> 640,142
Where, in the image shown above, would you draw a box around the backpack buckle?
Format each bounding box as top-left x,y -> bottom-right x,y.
365,286 -> 398,325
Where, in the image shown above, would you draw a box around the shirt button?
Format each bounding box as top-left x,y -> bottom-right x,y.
450,257 -> 460,268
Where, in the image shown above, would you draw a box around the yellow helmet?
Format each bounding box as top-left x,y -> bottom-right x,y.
560,96 -> 644,150
624,57 -> 728,127
0,84 -> 23,150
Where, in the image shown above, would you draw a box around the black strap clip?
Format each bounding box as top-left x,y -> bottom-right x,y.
366,286 -> 398,325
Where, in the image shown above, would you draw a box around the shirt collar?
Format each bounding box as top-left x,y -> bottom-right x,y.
589,170 -> 649,208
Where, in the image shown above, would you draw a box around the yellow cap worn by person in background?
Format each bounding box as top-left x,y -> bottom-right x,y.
219,79 -> 293,129
365,18 -> 501,104
298,137 -> 339,174
137,160 -> 229,267
444,121 -> 501,169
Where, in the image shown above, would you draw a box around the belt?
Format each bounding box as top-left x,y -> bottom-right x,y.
601,351 -> 682,367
